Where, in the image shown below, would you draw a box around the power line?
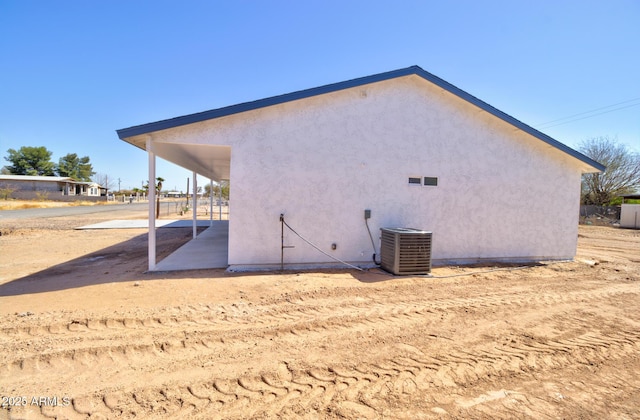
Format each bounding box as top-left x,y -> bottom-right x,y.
534,96 -> 640,130
536,96 -> 640,126
538,102 -> 640,129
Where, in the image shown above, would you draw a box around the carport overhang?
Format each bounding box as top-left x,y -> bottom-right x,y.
117,134 -> 231,182
116,131 -> 231,271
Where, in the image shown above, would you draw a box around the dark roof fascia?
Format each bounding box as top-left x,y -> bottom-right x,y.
116,65 -> 605,172
116,67 -> 417,140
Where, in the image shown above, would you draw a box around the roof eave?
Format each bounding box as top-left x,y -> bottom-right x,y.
116,67 -> 418,140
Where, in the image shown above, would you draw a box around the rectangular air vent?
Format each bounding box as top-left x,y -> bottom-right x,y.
380,228 -> 432,275
423,177 -> 438,186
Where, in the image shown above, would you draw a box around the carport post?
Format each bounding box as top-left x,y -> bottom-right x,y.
219,181 -> 223,221
209,179 -> 213,226
192,171 -> 197,239
147,138 -> 156,271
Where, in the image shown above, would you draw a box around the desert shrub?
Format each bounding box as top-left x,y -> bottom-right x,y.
35,191 -> 50,201
0,188 -> 15,200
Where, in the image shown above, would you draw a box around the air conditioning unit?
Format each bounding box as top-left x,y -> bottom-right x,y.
380,228 -> 432,275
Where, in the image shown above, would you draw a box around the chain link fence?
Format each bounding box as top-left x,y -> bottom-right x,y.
158,199 -> 229,220
579,205 -> 620,225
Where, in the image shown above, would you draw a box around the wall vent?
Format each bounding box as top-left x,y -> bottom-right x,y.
423,176 -> 438,186
380,228 -> 432,275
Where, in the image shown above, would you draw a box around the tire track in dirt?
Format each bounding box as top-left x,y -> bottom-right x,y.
1,281 -> 632,340
21,324 -> 638,420
4,287 -> 638,419
2,282 -> 637,385
446,350 -> 640,419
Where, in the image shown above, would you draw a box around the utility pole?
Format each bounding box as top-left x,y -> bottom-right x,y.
186,177 -> 190,207
118,178 -> 121,192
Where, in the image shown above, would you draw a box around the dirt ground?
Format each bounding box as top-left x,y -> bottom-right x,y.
0,211 -> 639,419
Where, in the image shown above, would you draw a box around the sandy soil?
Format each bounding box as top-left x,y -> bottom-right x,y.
0,201 -> 110,210
0,212 -> 639,419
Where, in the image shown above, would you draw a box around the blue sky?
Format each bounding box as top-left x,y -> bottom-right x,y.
1,1 -> 639,192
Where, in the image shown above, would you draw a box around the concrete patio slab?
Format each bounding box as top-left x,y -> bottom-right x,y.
76,220 -> 214,229
154,221 -> 229,271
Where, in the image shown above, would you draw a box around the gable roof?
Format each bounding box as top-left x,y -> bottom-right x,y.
117,65 -> 605,172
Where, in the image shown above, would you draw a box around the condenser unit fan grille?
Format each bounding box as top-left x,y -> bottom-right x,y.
380,228 -> 432,275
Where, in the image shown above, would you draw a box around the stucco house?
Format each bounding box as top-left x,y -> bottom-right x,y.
0,175 -> 106,201
117,66 -> 604,271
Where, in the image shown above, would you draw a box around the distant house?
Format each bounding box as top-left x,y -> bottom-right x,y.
0,175 -> 107,201
118,65 -> 604,271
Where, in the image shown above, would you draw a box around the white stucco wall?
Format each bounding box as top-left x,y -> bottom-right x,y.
146,75 -> 586,268
620,204 -> 640,229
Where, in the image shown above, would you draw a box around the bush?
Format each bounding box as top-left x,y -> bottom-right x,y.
0,188 -> 14,200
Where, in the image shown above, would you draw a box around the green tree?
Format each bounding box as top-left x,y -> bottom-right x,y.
204,181 -> 229,200
4,146 -> 55,175
56,153 -> 95,181
579,136 -> 640,205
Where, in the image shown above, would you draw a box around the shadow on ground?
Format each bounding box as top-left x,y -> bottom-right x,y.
1,229 -> 547,296
0,227 -> 216,296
